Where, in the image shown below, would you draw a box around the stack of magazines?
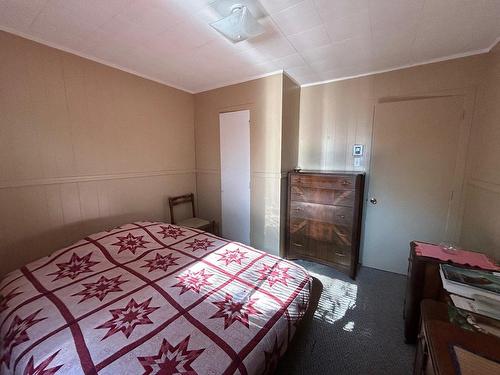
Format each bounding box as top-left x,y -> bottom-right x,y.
440,264 -> 500,320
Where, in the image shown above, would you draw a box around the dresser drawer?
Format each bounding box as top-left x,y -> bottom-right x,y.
312,239 -> 351,267
289,236 -> 308,256
290,218 -> 352,252
290,202 -> 353,226
308,220 -> 352,246
291,174 -> 355,190
291,186 -> 355,207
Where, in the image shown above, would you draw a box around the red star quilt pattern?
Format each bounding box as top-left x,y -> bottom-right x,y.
210,293 -> 261,329
141,252 -> 180,273
137,335 -> 204,375
172,268 -> 213,295
184,238 -> 215,252
0,222 -> 311,375
112,233 -> 149,254
47,252 -> 99,281
157,225 -> 187,240
1,309 -> 46,369
72,275 -> 128,303
257,263 -> 295,287
23,351 -> 63,375
0,287 -> 22,313
97,298 -> 159,339
216,248 -> 249,266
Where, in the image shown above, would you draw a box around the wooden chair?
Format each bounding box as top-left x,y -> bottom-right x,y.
168,193 -> 213,232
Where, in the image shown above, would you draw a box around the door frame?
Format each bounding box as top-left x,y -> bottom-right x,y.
219,108 -> 252,244
361,87 -> 477,265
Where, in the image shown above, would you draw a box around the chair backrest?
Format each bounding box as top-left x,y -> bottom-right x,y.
168,193 -> 195,224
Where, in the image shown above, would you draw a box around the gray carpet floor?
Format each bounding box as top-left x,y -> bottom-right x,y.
276,260 -> 415,375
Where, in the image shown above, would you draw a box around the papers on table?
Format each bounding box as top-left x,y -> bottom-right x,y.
450,294 -> 500,320
440,264 -> 500,320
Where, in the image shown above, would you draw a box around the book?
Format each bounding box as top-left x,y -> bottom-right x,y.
450,294 -> 500,321
440,264 -> 500,301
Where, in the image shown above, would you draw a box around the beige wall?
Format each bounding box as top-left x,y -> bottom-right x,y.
194,74 -> 284,254
299,54 -> 487,172
298,53 -> 494,261
280,74 -> 301,255
281,74 -> 301,173
461,46 -> 500,261
0,32 -> 196,276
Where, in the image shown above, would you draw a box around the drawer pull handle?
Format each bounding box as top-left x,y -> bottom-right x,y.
293,207 -> 303,211
337,215 -> 346,219
341,180 -> 350,185
335,251 -> 346,257
292,242 -> 304,247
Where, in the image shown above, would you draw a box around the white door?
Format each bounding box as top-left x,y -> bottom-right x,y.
219,110 -> 251,244
362,96 -> 466,274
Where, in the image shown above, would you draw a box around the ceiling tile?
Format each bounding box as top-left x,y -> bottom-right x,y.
96,16 -> 157,46
115,2 -> 176,35
48,0 -> 130,27
413,0 -> 493,61
369,0 -> 423,30
272,0 -> 322,35
272,53 -> 307,69
370,29 -> 415,69
322,9 -> 371,43
307,36 -> 372,71
30,4 -> 99,40
236,48 -> 272,65
286,65 -> 315,77
317,65 -> 369,81
314,0 -> 369,19
0,0 -> 49,31
259,0 -> 304,14
288,25 -> 331,51
250,35 -> 296,59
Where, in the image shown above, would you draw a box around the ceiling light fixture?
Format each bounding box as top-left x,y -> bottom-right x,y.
210,1 -> 265,43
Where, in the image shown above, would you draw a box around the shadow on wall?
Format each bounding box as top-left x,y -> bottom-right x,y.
0,214 -> 162,278
257,77 -> 282,255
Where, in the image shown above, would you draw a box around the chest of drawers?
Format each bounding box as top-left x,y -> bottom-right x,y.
286,171 -> 365,278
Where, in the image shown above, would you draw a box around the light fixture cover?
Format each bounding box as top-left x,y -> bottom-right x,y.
210,6 -> 265,43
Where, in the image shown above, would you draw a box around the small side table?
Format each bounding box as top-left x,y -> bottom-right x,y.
403,241 -> 498,343
404,242 -> 445,343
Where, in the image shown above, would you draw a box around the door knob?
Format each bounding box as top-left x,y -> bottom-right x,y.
369,197 -> 378,205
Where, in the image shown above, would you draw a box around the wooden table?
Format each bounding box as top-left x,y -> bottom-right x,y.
403,241 -> 499,343
404,242 -> 447,343
414,300 -> 500,375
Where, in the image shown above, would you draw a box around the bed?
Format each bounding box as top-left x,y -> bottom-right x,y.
0,222 -> 312,375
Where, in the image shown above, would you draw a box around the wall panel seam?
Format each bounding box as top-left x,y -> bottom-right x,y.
0,170 -> 196,189
468,178 -> 500,194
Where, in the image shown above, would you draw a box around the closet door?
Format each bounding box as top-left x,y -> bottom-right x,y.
219,110 -> 251,244
363,96 -> 466,274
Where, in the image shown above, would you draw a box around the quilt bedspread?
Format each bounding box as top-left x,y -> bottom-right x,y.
0,222 -> 312,375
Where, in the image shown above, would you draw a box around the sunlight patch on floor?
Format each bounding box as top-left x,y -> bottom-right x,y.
309,270 -> 358,326
343,321 -> 355,332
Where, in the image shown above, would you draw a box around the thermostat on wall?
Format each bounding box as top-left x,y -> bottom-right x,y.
353,144 -> 364,156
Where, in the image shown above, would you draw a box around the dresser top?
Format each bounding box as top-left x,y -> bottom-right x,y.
290,170 -> 365,176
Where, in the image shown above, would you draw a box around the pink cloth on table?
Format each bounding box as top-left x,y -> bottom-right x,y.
414,241 -> 499,271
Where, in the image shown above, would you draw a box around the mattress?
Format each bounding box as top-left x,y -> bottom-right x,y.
0,222 -> 312,374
